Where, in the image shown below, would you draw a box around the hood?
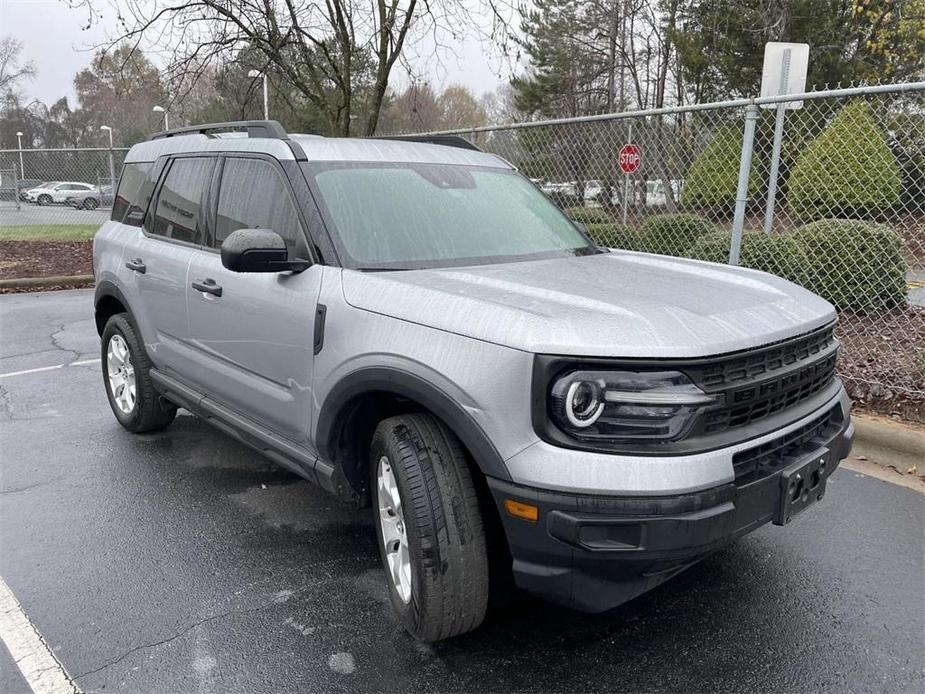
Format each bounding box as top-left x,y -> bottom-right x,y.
341,251 -> 836,358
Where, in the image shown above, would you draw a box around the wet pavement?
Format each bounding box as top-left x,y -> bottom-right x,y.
1,289 -> 923,693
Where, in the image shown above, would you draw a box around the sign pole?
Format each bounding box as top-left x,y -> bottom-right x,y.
763,48 -> 792,233
729,104 -> 759,266
622,122 -> 633,226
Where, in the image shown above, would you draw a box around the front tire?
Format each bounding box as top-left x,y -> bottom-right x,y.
370,413 -> 489,641
37,194 -> 51,206
101,313 -> 176,433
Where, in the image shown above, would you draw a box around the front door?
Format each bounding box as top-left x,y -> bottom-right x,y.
185,155 -> 321,446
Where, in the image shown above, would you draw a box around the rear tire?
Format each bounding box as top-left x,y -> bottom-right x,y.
370,413 -> 489,641
101,313 -> 176,433
83,198 -> 99,210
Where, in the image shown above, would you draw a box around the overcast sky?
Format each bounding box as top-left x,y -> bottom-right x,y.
2,0 -> 512,108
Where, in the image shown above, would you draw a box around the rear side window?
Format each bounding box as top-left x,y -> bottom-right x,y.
214,158 -> 301,252
150,158 -> 213,245
112,163 -> 153,226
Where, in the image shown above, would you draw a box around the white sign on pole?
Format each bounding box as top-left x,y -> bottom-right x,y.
760,42 -> 809,109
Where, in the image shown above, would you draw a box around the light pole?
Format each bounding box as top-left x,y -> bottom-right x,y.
153,105 -> 168,130
248,69 -> 269,120
100,125 -> 116,199
15,131 -> 24,180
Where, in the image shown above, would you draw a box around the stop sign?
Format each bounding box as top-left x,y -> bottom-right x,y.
619,144 -> 641,173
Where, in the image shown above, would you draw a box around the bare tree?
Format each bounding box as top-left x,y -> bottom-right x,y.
73,0 -> 515,136
0,36 -> 37,97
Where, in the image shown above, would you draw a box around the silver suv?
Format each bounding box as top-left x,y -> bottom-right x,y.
93,120 -> 854,641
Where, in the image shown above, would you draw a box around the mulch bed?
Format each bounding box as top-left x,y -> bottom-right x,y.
0,240 -> 94,280
837,307 -> 925,423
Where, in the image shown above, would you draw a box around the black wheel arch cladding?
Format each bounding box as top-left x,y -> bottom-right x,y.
316,367 -> 512,483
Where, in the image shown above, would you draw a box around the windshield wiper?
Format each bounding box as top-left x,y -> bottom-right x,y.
354,267 -> 411,272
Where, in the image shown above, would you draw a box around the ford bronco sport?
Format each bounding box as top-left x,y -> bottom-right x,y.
93,120 -> 854,642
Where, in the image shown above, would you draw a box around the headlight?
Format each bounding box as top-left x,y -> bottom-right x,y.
548,369 -> 717,444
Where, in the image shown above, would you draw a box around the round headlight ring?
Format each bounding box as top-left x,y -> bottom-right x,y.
564,380 -> 605,428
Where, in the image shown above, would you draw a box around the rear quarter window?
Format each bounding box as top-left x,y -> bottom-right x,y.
112,162 -> 154,226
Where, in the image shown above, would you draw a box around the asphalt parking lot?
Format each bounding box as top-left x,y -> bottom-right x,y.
0,205 -> 110,228
1,289 -> 923,694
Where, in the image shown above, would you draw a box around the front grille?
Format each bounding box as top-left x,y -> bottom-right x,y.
664,324 -> 840,439
699,350 -> 838,435
732,405 -> 844,484
697,325 -> 836,389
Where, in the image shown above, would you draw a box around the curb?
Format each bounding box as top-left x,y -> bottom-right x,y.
0,275 -> 94,289
851,413 -> 925,476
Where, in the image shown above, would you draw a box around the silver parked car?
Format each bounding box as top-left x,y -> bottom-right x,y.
93,120 -> 853,641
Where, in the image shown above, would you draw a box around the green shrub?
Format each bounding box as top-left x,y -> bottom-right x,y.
639,213 -> 716,257
787,101 -> 902,221
795,219 -> 907,312
690,230 -> 807,284
586,223 -> 645,251
565,206 -> 613,224
681,124 -> 759,210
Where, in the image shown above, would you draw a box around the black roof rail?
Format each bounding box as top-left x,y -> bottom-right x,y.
379,134 -> 481,152
149,120 -> 289,141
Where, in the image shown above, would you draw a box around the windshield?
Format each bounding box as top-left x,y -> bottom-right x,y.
303,162 -> 597,270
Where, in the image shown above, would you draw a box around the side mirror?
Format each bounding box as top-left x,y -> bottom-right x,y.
220,228 -> 310,273
571,220 -> 589,235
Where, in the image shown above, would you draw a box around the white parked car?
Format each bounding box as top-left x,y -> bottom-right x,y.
608,179 -> 684,207
584,179 -> 604,202
26,181 -> 96,206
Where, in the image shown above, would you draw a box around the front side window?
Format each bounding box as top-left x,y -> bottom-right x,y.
112,162 -> 153,226
150,158 -> 213,245
214,157 -> 301,252
304,162 -> 596,270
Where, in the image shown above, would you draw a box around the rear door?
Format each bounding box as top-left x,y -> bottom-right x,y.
185,155 -> 322,445
122,156 -> 215,376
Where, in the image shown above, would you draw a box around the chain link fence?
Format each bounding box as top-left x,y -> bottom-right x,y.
0,147 -> 127,219
415,83 -> 925,420
0,85 -> 922,419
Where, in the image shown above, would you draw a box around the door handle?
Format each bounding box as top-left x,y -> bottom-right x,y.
191,278 -> 223,297
125,258 -> 146,273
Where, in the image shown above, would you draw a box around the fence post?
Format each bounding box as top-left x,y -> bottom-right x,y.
729,104 -> 759,265
762,103 -> 787,232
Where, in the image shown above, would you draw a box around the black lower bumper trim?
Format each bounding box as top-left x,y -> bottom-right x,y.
488,405 -> 854,613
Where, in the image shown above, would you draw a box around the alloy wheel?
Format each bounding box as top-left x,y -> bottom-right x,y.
377,455 -> 412,603
106,334 -> 136,414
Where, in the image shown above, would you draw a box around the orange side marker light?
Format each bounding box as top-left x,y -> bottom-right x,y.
504,498 -> 539,522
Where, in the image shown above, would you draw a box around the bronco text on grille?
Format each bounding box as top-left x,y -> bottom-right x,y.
677,323 -> 839,444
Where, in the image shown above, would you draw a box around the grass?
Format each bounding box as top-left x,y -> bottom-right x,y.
0,225 -> 100,242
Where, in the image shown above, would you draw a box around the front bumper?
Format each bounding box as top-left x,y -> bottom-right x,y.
487,397 -> 854,613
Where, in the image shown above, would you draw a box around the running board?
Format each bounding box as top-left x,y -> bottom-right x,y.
148,368 -> 358,503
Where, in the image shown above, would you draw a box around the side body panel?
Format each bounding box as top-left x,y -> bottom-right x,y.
117,227 -> 195,375
92,221 -> 127,295
311,267 -> 536,480
184,256 -> 322,447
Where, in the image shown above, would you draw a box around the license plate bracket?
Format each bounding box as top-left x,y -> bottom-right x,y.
774,447 -> 833,526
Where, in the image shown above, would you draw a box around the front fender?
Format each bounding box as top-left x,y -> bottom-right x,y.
315,365 -> 512,482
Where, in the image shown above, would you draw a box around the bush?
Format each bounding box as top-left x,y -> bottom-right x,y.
585,223 -> 645,251
690,230 -> 807,284
681,124 -> 759,210
795,219 -> 907,312
787,101 -> 902,221
565,206 -> 613,224
639,213 -> 716,257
